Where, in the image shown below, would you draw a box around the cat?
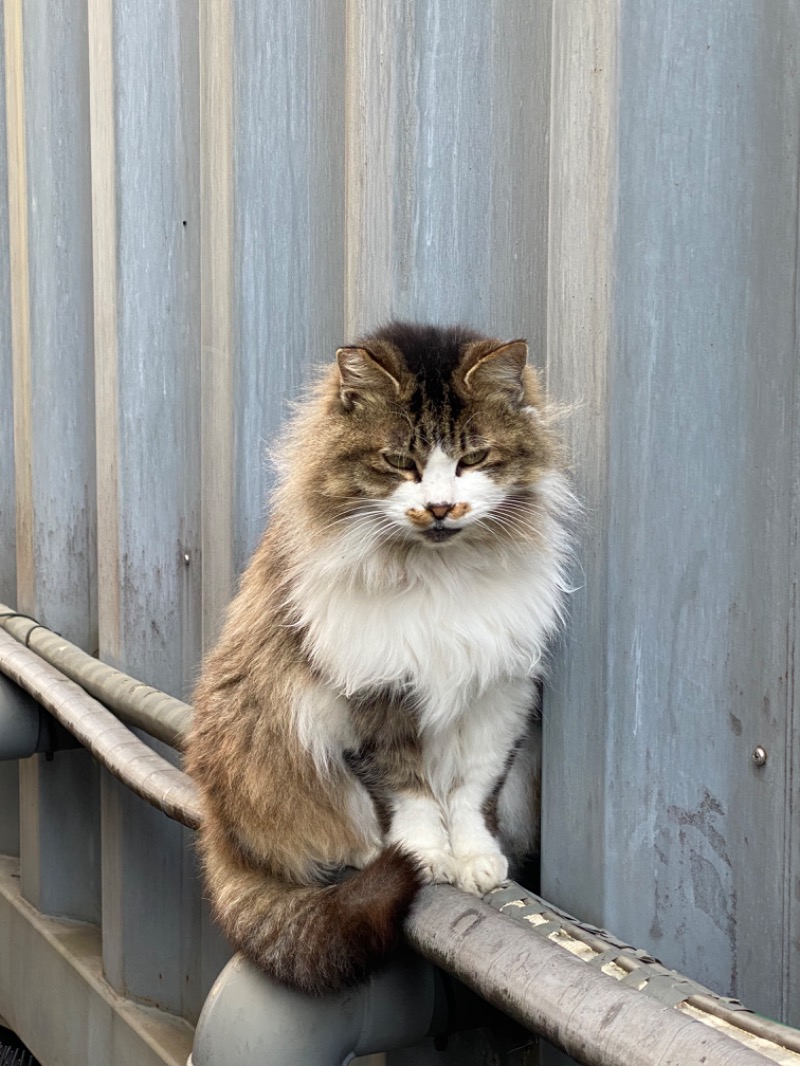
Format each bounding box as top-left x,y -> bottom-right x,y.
186,321 -> 573,995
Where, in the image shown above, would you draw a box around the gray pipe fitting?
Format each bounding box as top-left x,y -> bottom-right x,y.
0,674 -> 53,759
190,948 -> 446,1066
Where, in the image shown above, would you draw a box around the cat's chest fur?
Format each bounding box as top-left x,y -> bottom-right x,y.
294,541 -> 562,730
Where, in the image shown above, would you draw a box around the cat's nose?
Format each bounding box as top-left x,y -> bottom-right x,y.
426,502 -> 454,521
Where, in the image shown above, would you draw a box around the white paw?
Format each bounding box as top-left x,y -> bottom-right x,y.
412,847 -> 459,885
452,852 -> 508,896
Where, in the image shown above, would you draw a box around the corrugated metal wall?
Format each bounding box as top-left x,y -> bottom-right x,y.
545,2 -> 800,1042
0,1 -> 797,1063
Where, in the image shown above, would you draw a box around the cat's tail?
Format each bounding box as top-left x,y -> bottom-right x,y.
206,841 -> 423,995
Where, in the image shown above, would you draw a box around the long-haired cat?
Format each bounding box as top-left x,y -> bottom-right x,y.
187,322 -> 572,994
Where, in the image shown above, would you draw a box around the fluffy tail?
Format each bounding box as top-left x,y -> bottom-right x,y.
207,844 -> 422,995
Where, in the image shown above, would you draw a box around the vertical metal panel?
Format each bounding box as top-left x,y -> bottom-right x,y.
229,0 -> 346,576
0,0 -> 14,611
543,0 -> 619,951
0,0 -> 19,861
346,0 -> 551,358
89,0 -> 204,1017
201,0 -> 347,636
199,0 -> 234,647
10,2 -> 96,644
545,0 -> 799,1031
96,0 -> 201,695
200,0 -> 347,630
5,0 -> 100,922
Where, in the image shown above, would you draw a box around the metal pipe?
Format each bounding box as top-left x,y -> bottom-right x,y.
189,949 -> 445,1066
0,606 -> 192,750
491,893 -> 800,1056
0,674 -> 55,758
405,884 -> 785,1066
0,629 -> 200,829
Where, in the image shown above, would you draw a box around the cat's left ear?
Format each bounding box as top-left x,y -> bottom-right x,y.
336,346 -> 401,410
463,339 -> 528,403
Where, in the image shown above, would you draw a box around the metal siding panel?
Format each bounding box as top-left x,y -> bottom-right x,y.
231,0 -> 346,575
91,0 -> 204,1018
0,0 -> 20,862
0,0 -> 15,610
18,1 -> 96,644
543,2 -> 619,959
346,0 -> 550,361
544,0 -> 799,1030
110,0 -> 201,698
7,0 -> 100,922
199,0 -> 234,649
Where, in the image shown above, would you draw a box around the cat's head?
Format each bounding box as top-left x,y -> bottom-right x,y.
289,322 -> 565,554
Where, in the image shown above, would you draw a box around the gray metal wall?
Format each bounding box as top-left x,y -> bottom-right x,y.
0,0 -> 797,1062
544,0 -> 800,1035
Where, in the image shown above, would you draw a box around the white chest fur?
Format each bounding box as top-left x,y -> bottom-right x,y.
291,529 -> 566,732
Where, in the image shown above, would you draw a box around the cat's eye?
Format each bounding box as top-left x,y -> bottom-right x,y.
382,451 -> 417,472
458,448 -> 489,469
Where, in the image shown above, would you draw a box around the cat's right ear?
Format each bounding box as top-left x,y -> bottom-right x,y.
336,347 -> 401,411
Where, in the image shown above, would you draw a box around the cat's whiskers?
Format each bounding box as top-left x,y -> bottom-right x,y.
474,510 -> 538,543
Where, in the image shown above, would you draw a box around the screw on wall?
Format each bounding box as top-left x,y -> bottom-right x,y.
751,745 -> 767,767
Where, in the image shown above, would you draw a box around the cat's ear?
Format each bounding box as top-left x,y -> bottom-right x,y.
336,346 -> 401,410
463,339 -> 528,403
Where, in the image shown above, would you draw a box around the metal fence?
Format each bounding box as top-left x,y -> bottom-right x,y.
0,1 -> 798,1065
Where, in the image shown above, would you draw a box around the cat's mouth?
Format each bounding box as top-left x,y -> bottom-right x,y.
421,525 -> 462,544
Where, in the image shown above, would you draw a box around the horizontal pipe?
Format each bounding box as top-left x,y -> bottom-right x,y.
405,884 -> 783,1066
0,629 -> 200,829
0,605 -> 192,749
507,895 -> 800,1056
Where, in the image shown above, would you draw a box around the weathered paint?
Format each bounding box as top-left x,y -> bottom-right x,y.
545,0 -> 800,1037
346,1 -> 551,363
5,0 -> 100,924
0,0 -> 19,861
88,0 -> 209,1020
229,0 -> 347,576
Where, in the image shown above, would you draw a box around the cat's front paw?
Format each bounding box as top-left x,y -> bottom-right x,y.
452,852 -> 508,896
412,847 -> 459,886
